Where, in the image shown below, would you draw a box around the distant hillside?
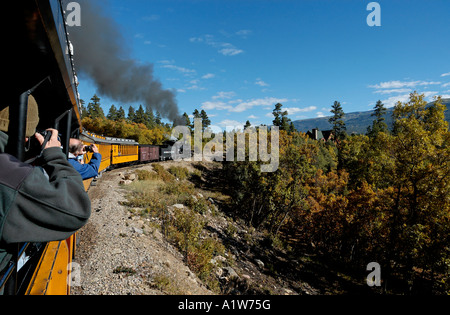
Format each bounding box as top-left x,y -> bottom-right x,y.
293,99 -> 450,135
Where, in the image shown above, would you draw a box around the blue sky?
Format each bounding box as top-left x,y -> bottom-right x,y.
76,0 -> 450,129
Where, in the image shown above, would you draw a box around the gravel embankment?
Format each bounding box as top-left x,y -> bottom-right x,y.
72,165 -> 212,295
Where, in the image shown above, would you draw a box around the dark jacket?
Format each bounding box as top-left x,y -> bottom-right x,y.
0,132 -> 91,268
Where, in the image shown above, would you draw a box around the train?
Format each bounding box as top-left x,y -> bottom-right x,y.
79,131 -> 178,188
0,0 -> 178,295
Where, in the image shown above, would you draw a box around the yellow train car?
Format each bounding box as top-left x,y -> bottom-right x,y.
24,236 -> 77,295
81,131 -> 139,168
1,0 -> 145,296
112,143 -> 139,165
1,0 -> 83,295
81,131 -> 113,174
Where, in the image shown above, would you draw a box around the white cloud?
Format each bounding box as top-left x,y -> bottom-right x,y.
202,101 -> 232,111
202,73 -> 215,79
219,48 -> 244,56
161,64 -> 196,74
373,88 -> 412,94
381,94 -> 411,108
218,119 -> 245,131
186,84 -> 206,91
381,91 -> 439,108
442,82 -> 450,88
236,30 -> 252,37
212,91 -> 236,100
369,80 -> 441,89
284,106 -> 317,115
316,112 -> 326,118
158,59 -> 175,65
230,97 -> 288,113
203,94 -> 289,114
248,115 -> 258,119
190,34 -> 244,56
255,79 -> 269,87
441,72 -> 450,77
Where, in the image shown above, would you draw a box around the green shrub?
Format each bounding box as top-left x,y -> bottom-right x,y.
167,166 -> 190,180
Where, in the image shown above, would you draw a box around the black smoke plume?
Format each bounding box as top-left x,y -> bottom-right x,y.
64,0 -> 181,123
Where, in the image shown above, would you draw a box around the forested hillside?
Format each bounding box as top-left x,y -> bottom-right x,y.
79,94 -> 172,145
223,93 -> 450,294
293,98 -> 450,134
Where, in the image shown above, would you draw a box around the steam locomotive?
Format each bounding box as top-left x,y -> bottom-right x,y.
0,0 -> 176,295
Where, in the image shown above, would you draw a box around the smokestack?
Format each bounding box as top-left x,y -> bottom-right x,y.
64,0 -> 181,123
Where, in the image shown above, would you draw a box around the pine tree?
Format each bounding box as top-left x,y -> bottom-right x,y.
329,101 -> 346,141
80,99 -> 88,119
272,103 -> 292,131
107,104 -> 118,121
117,106 -> 126,120
145,108 -> 155,128
155,112 -> 162,126
367,100 -> 388,137
200,110 -> 211,131
182,112 -> 191,128
87,94 -> 105,119
135,105 -> 147,124
127,106 -> 136,122
192,109 -> 201,119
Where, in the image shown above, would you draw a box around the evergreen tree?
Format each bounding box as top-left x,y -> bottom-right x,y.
107,104 -> 118,121
367,100 -> 388,137
145,108 -> 155,128
200,110 -> 211,131
117,106 -> 126,121
192,109 -> 201,130
272,103 -> 292,131
87,94 -> 105,119
155,111 -> 162,126
289,121 -> 296,133
193,109 -> 201,119
127,106 -> 136,122
329,101 -> 346,141
182,112 -> 191,128
135,105 -> 147,124
80,99 -> 88,120
244,120 -> 251,130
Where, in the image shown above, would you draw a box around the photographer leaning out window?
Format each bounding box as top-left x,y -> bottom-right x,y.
68,139 -> 102,180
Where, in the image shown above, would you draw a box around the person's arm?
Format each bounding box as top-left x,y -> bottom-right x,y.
68,151 -> 101,180
1,130 -> 91,243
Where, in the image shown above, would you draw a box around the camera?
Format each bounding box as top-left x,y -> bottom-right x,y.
84,145 -> 94,153
25,130 -> 59,160
37,130 -> 61,142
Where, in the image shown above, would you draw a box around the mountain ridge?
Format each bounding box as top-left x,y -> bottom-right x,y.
293,99 -> 450,135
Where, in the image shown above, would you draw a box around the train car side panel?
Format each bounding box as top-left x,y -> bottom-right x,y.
25,240 -> 71,295
139,145 -> 160,162
112,144 -> 139,165
82,142 -> 112,174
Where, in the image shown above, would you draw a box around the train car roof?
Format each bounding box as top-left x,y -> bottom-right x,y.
81,131 -> 139,145
2,0 -> 82,134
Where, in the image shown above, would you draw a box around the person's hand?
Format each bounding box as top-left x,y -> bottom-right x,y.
35,129 -> 62,150
91,144 -> 100,154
